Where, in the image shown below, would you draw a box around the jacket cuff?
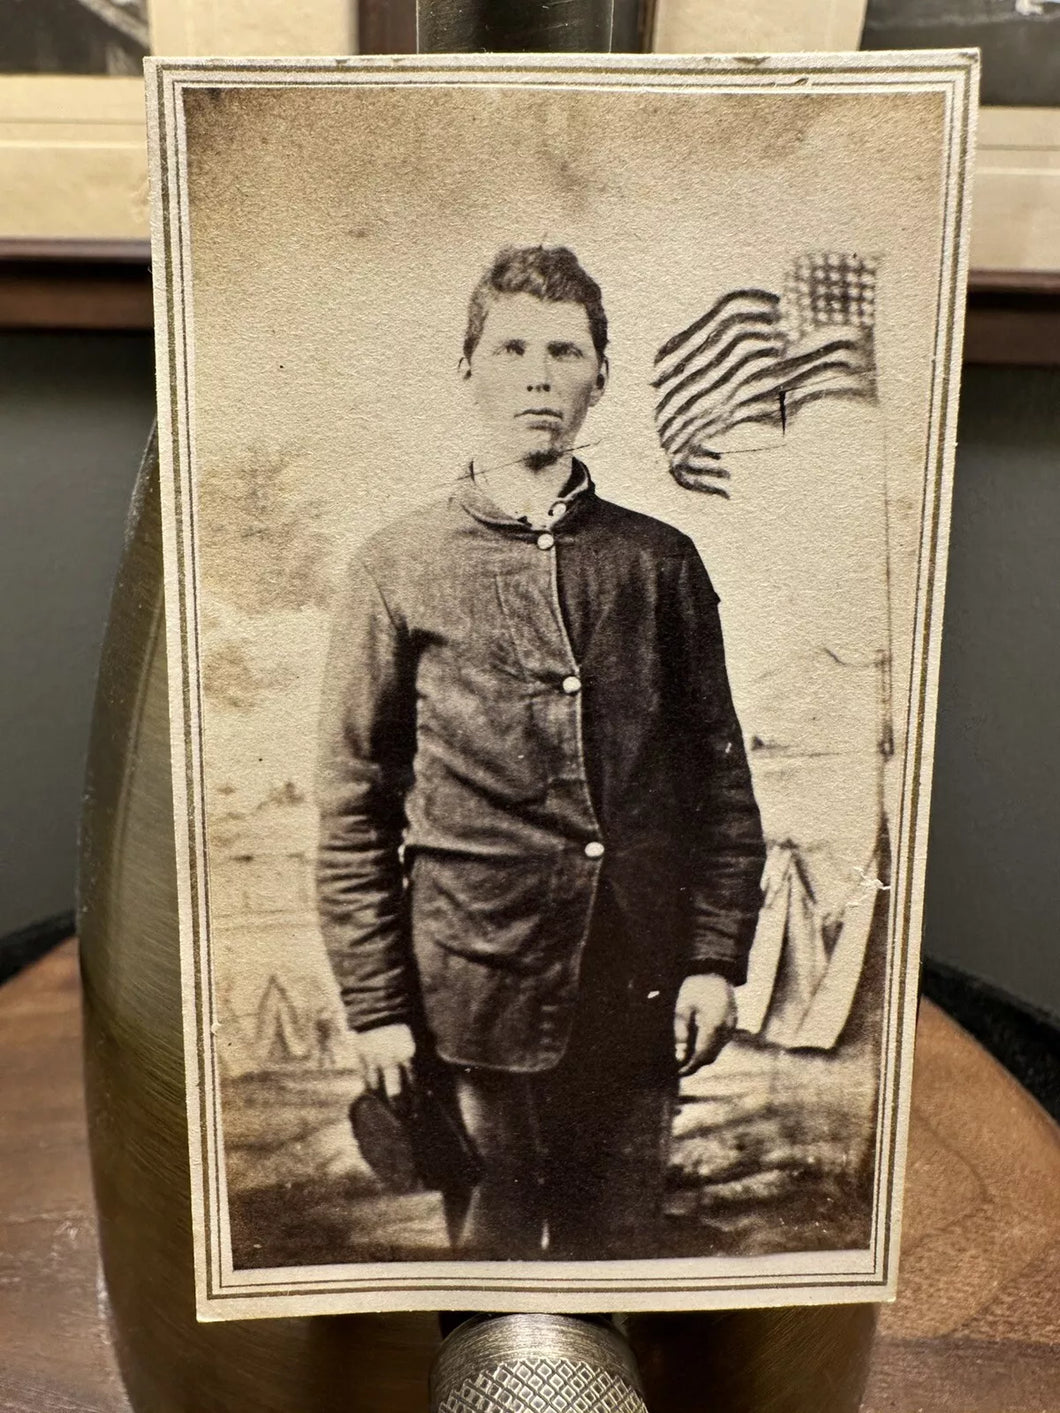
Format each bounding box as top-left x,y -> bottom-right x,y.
685,951 -> 749,988
351,1008 -> 412,1034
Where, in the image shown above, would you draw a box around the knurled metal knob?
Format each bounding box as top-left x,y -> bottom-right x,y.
430,1315 -> 649,1412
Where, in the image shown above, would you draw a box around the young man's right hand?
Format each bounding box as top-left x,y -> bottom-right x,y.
356,1023 -> 416,1103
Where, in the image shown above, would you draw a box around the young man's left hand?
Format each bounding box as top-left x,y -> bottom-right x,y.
673,974 -> 738,1076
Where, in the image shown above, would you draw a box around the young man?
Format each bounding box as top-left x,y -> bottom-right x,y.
317,245 -> 765,1260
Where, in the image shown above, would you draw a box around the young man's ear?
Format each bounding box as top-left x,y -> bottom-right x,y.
589,356 -> 609,405
458,355 -> 472,382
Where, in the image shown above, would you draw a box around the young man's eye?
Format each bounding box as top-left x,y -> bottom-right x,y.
551,344 -> 583,360
499,341 -> 525,356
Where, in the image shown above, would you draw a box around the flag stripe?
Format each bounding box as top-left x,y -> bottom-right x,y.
657,330 -> 869,447
663,342 -> 870,455
680,378 -> 877,450
668,466 -> 732,497
667,354 -> 873,457
656,342 -> 786,445
687,358 -> 874,441
653,288 -> 778,369
652,307 -> 781,390
676,334 -> 868,419
654,257 -> 879,486
674,451 -> 729,473
654,326 -> 783,418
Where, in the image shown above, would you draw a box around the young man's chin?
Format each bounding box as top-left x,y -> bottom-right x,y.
522,447 -> 565,473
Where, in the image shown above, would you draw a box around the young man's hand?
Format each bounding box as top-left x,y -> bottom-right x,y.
673,974 -> 738,1076
356,1022 -> 416,1103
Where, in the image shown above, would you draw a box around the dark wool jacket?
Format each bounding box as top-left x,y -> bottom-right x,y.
316,465 -> 765,1072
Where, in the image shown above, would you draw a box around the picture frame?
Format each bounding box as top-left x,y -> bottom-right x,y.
0,0 -> 352,242
148,50 -> 976,1319
3,0 -> 1056,276
652,0 -> 1060,276
971,106 -> 1060,275
651,0 -> 870,53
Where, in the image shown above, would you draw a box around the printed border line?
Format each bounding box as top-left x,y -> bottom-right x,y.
168,70 -> 232,1303
155,60 -> 974,1311
170,58 -> 224,1305
207,1279 -> 887,1302
164,76 -> 972,107
874,73 -> 953,1291
215,67 -> 943,1306
208,1283 -> 889,1301
878,61 -> 974,1292
872,75 -> 955,1283
192,65 -> 948,1306
890,65 -> 969,1282
172,78 -> 229,1304
165,73 -> 966,88
890,58 -> 975,1287
211,1267 -> 887,1296
217,1248 -> 881,1289
153,52 -> 978,79
151,59 -> 215,1308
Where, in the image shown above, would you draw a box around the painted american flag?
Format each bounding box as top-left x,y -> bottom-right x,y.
653,253 -> 879,494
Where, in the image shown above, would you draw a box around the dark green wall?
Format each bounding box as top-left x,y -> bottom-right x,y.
0,331 -> 154,940
922,365 -> 1060,1016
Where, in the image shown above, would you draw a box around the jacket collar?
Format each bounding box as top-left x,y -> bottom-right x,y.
455,459 -> 596,535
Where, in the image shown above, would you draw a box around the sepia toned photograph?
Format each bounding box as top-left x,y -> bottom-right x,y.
0,0 -> 150,75
147,53 -> 976,1317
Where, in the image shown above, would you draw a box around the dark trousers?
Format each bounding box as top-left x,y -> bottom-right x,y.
444,881 -> 677,1260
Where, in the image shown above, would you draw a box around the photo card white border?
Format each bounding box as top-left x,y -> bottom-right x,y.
147,51 -> 977,1321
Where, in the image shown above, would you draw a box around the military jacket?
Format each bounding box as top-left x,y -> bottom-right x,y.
316,465 -> 765,1071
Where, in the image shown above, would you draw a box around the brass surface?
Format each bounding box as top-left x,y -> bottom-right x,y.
78,438 -> 439,1410
629,1307 -> 878,1413
431,1317 -> 647,1412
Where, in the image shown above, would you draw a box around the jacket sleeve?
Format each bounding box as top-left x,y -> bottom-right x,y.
672,543 -> 766,986
316,558 -> 416,1032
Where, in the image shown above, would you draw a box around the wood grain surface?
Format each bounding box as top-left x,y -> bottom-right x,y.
1,941 -> 1058,1412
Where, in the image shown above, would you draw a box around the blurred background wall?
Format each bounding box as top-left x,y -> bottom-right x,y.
922,364 -> 1060,1018
0,330 -> 154,949
0,336 -> 1057,1019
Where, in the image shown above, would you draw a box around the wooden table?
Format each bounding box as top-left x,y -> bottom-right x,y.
2,941 -> 1059,1412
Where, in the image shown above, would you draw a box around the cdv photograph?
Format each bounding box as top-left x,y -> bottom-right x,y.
147,51 -> 976,1317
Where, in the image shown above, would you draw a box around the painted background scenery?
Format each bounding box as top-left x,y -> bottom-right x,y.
0,0 -> 149,75
177,82 -> 950,1271
209,392 -> 892,1267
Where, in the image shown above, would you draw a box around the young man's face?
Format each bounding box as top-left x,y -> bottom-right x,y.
462,292 -> 607,470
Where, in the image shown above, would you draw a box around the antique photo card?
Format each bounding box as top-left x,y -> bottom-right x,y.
147,52 -> 977,1319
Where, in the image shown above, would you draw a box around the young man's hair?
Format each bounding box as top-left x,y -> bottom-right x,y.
463,245 -> 608,363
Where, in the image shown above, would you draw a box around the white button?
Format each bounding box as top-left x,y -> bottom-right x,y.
584,841 -> 605,859
561,675 -> 581,695
536,532 -> 555,550
549,502 -> 567,520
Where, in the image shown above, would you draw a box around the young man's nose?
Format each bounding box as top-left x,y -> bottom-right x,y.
524,346 -> 552,391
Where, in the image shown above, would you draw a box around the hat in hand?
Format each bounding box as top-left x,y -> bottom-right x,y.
350,1059 -> 480,1196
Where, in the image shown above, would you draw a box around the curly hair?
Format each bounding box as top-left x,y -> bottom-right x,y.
462,245 -> 608,363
